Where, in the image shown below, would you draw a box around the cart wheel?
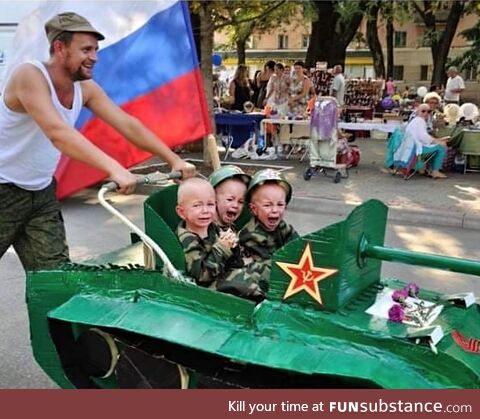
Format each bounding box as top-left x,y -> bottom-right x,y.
76,328 -> 119,379
334,171 -> 342,183
304,167 -> 313,181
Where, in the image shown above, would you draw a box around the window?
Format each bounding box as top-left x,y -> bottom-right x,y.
302,35 -> 309,48
394,31 -> 406,48
246,36 -> 255,49
278,34 -> 289,49
420,65 -> 428,81
393,65 -> 404,80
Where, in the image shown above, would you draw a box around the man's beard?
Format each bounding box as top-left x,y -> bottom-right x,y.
66,53 -> 92,81
71,68 -> 91,81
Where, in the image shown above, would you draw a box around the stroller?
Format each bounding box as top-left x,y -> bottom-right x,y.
304,97 -> 353,183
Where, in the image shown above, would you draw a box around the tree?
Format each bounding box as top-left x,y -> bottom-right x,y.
412,0 -> 468,86
366,2 -> 386,78
305,0 -> 366,68
216,1 -> 298,65
190,1 -> 303,166
449,2 -> 480,73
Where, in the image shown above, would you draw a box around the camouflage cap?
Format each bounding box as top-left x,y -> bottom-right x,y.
208,165 -> 251,189
45,12 -> 105,44
247,169 -> 292,203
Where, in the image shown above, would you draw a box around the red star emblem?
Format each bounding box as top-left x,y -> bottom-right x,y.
276,242 -> 337,305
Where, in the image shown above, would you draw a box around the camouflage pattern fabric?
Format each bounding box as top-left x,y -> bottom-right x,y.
0,181 -> 70,271
239,218 -> 299,291
177,222 -> 243,288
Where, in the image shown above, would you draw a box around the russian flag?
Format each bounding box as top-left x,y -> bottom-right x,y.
5,0 -> 211,198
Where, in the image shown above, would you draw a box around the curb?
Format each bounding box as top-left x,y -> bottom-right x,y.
289,196 -> 480,231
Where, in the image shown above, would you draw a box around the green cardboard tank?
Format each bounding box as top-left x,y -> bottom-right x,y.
26,184 -> 480,389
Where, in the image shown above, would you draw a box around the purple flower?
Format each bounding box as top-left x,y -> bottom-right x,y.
392,289 -> 408,303
405,282 -> 420,298
388,304 -> 405,323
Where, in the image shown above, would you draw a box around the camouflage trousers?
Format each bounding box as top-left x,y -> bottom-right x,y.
218,260 -> 271,293
0,180 -> 70,271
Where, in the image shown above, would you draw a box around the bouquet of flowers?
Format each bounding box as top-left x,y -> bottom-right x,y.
388,283 -> 441,327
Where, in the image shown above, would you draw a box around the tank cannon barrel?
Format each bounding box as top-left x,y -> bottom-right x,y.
360,235 -> 480,277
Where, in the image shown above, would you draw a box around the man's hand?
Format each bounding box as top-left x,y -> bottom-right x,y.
109,168 -> 138,194
172,160 -> 196,179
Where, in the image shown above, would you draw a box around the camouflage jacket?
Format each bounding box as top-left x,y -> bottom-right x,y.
177,222 -> 243,288
239,218 -> 299,262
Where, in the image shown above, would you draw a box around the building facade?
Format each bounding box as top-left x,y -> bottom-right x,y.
215,9 -> 479,99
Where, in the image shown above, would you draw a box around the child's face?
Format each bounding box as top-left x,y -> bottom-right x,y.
215,179 -> 247,225
177,184 -> 216,234
249,184 -> 287,232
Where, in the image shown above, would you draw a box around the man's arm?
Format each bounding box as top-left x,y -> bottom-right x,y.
12,64 -> 137,193
452,78 -> 465,94
83,80 -> 195,177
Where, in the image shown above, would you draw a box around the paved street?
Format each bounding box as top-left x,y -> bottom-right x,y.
1,185 -> 479,388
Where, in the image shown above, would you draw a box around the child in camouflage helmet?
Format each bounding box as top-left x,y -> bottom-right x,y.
209,165 -> 251,230
239,169 -> 299,291
209,165 -> 251,270
176,178 -> 264,301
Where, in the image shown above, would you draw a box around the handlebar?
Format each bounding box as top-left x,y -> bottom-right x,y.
101,170 -> 183,192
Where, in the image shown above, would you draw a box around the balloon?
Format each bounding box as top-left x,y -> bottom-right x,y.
381,97 -> 394,110
212,53 -> 222,66
392,94 -> 402,102
416,86 -> 428,97
460,103 -> 479,121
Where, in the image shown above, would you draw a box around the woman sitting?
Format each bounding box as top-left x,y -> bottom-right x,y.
394,104 -> 450,179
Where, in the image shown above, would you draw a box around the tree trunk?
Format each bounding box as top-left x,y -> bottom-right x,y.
428,1 -> 466,86
236,39 -> 246,65
189,4 -> 201,64
305,1 -> 335,68
366,3 -> 385,78
198,1 -> 219,168
305,0 -> 364,69
386,17 -> 394,78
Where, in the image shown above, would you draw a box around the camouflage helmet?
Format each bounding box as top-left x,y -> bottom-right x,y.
208,165 -> 251,189
247,169 -> 292,203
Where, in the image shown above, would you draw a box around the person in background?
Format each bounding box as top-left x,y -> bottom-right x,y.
251,69 -> 262,107
395,104 -> 450,179
330,64 -> 345,107
402,85 -> 411,99
408,92 -> 442,133
0,12 -> 195,273
444,66 -> 465,105
256,60 -> 275,108
228,64 -> 252,111
385,77 -> 396,96
265,62 -> 290,115
288,60 -> 310,116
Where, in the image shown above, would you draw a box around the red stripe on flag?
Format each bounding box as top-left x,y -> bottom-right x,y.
55,69 -> 210,199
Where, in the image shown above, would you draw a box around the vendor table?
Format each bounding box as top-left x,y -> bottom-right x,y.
260,118 -> 401,134
260,119 -> 401,161
215,112 -> 265,150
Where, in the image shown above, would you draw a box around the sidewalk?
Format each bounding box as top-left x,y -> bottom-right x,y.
180,137 -> 480,230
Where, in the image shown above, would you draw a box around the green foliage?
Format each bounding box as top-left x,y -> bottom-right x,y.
450,21 -> 480,71
418,27 -> 443,47
217,1 -> 300,48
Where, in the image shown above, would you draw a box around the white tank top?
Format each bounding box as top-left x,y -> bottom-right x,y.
0,61 -> 83,190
